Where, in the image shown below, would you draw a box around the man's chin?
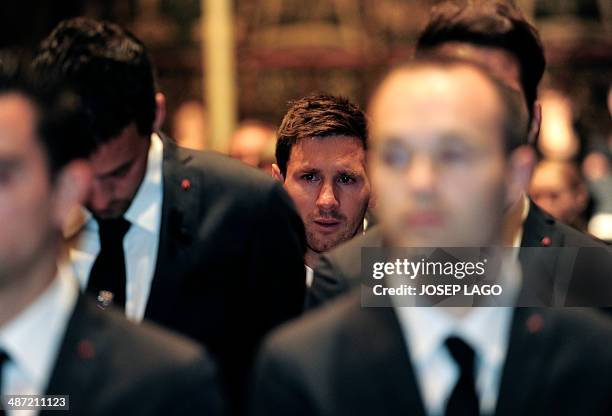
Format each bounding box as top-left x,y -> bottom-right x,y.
307,234 -> 351,254
87,205 -> 129,220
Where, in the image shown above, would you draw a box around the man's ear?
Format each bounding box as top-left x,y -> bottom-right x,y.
153,92 -> 167,132
527,101 -> 541,145
52,160 -> 92,228
507,145 -> 536,205
271,163 -> 285,183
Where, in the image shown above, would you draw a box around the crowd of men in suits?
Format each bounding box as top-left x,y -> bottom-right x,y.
0,0 -> 612,415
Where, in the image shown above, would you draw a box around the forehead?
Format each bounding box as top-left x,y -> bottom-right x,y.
0,93 -> 39,154
370,66 -> 503,142
431,42 -> 522,93
288,135 -> 366,170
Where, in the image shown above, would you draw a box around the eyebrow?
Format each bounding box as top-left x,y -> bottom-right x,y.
377,133 -> 476,147
337,169 -> 362,177
296,167 -> 321,174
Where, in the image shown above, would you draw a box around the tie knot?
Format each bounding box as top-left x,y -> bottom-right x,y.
96,217 -> 131,242
445,336 -> 476,373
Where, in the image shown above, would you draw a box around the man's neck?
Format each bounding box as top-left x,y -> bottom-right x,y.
0,249 -> 58,327
502,196 -> 525,246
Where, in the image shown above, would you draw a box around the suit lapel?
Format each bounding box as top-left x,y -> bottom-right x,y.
337,299 -> 427,416
520,200 -> 564,248
43,296 -> 108,415
517,201 -> 565,306
144,136 -> 200,322
495,308 -> 550,416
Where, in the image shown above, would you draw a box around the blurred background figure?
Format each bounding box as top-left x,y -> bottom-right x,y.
257,132 -> 278,175
171,100 -> 207,150
581,85 -> 612,242
583,152 -> 612,243
538,90 -> 580,160
529,159 -> 588,231
229,120 -> 276,169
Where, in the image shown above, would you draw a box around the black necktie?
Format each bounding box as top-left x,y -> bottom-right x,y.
86,217 -> 131,310
445,336 -> 480,416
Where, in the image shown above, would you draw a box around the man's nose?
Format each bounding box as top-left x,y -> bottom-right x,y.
88,180 -> 114,212
406,155 -> 437,199
316,181 -> 340,211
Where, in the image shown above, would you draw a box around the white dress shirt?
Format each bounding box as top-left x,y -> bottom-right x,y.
305,265 -> 314,287
393,257 -> 521,416
64,133 -> 163,322
0,263 -> 79,416
512,194 -> 530,248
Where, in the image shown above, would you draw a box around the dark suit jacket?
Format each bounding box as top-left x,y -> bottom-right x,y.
43,295 -> 222,415
307,201 -> 612,308
127,136 -> 306,410
251,290 -> 612,416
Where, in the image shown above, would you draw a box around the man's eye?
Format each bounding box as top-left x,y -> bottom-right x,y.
380,146 -> 411,169
338,175 -> 355,184
439,149 -> 468,163
301,173 -> 318,182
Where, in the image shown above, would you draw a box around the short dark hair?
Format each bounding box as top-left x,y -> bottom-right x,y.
276,94 -> 367,177
376,57 -> 529,153
0,52 -> 94,177
32,17 -> 156,147
415,0 -> 545,121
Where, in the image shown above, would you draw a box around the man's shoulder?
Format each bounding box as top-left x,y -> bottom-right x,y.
48,296 -> 222,414
526,201 -> 610,248
539,308 -> 612,363
164,139 -> 281,196
556,220 -> 610,248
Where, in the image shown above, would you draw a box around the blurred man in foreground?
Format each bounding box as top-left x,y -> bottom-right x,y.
308,0 -> 612,307
251,58 -> 612,416
0,55 -> 221,415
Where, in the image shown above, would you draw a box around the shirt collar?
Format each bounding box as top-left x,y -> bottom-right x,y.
394,254 -> 520,365
62,132 -> 164,238
512,194 -> 531,247
395,305 -> 514,369
0,262 -> 79,391
123,132 -> 163,233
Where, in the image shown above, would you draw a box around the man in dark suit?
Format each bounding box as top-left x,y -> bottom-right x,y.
252,293 -> 612,416
0,55 -> 221,415
307,0 -> 612,308
251,58 -> 612,416
32,17 -> 306,411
